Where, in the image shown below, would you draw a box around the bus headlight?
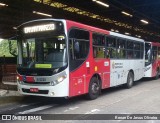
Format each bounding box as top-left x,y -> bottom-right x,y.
17,76 -> 21,84
50,75 -> 67,86
57,75 -> 66,83
17,76 -> 20,81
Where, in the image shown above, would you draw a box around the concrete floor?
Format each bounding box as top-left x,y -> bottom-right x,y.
0,78 -> 160,123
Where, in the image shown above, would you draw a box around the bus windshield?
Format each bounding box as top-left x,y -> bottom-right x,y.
145,42 -> 151,65
19,36 -> 67,69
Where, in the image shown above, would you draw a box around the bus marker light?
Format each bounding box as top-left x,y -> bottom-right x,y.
95,66 -> 98,71
86,62 -> 90,67
74,83 -> 77,86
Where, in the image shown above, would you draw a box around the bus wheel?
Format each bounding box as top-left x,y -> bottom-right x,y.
86,77 -> 100,100
126,72 -> 133,89
154,69 -> 159,80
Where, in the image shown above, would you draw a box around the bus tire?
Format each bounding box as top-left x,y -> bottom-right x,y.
86,77 -> 100,100
154,69 -> 159,80
125,72 -> 134,89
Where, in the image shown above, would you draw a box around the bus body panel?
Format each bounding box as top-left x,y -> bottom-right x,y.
17,19 -> 70,97
145,64 -> 152,77
110,59 -> 144,87
151,42 -> 160,77
152,60 -> 158,77
66,20 -> 110,97
110,32 -> 145,86
69,58 -> 111,97
17,69 -> 70,97
16,19 -> 145,98
145,42 -> 160,78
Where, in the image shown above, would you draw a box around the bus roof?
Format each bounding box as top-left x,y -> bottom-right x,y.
66,20 -> 110,35
66,20 -> 144,42
110,31 -> 144,42
18,18 -> 144,42
151,42 -> 160,46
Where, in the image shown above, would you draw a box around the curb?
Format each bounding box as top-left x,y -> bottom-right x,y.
0,90 -> 23,106
0,96 -> 24,106
0,90 -> 8,96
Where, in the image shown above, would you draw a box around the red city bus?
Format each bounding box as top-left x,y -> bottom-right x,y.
16,19 -> 145,99
145,42 -> 160,79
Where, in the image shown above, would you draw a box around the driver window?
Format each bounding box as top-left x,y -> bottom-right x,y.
69,28 -> 89,71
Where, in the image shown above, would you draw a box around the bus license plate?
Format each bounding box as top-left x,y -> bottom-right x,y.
30,88 -> 39,92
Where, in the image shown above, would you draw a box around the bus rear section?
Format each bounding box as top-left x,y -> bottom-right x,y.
145,42 -> 160,79
108,32 -> 145,88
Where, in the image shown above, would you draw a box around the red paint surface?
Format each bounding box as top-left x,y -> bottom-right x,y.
151,42 -> 160,77
66,20 -> 111,97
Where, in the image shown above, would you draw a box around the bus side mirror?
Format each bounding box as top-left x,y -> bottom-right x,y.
8,36 -> 17,57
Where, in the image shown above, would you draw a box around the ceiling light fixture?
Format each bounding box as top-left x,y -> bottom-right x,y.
111,29 -> 114,32
33,11 -> 52,17
115,30 -> 119,32
13,27 -> 17,30
125,32 -> 130,35
140,19 -> 149,24
93,0 -> 109,8
136,35 -> 141,38
0,2 -> 8,6
121,11 -> 133,17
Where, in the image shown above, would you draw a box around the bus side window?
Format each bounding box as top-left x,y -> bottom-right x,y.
69,28 -> 89,71
74,40 -> 80,59
109,48 -> 116,58
106,36 -> 117,59
152,46 -> 158,61
126,40 -> 133,59
127,51 -> 133,59
93,47 -> 105,58
93,33 -> 105,58
140,42 -> 144,59
158,47 -> 160,59
133,42 -> 140,59
117,38 -> 126,59
152,51 -> 157,61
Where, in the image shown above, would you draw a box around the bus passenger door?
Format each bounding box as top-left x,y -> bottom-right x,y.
68,29 -> 90,97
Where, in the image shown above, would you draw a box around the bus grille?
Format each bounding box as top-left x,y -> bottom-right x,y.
22,88 -> 49,94
23,81 -> 50,85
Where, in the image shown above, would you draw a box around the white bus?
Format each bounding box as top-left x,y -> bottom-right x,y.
15,19 -> 145,99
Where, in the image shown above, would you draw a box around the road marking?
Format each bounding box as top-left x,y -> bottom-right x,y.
69,107 -> 79,110
85,109 -> 100,114
0,103 -> 39,113
0,90 -> 8,96
18,105 -> 54,114
19,103 -> 39,108
19,105 -> 29,108
64,106 -> 79,112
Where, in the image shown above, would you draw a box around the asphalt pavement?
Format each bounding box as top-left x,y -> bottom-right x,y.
0,78 -> 160,123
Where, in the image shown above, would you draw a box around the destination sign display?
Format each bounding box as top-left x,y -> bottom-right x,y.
24,24 -> 55,34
